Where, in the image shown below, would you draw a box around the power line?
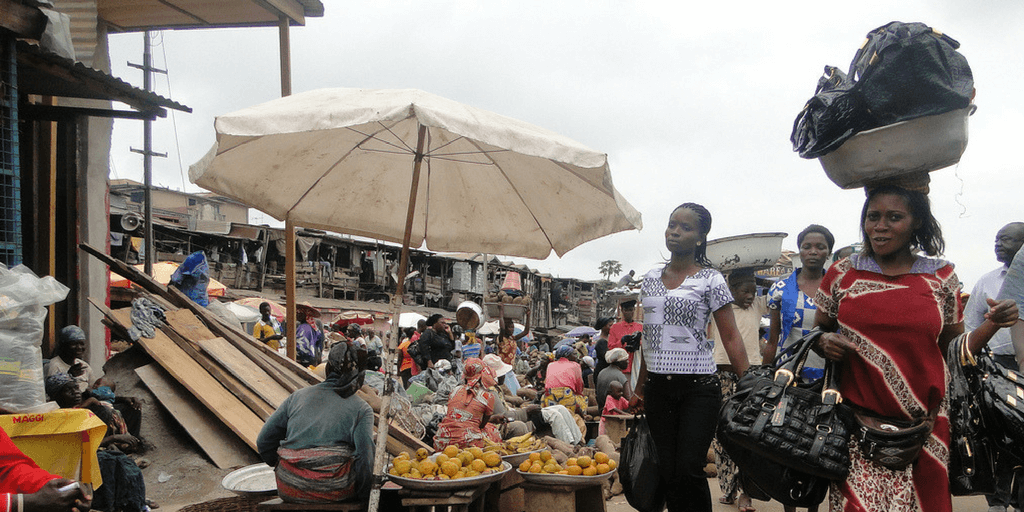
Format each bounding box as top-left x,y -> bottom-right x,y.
156,31 -> 188,192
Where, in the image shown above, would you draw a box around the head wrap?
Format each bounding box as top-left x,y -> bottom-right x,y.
45,372 -> 76,398
462,358 -> 496,389
606,347 -> 629,364
326,341 -> 365,398
582,356 -> 595,369
555,345 -> 574,360
57,325 -> 86,353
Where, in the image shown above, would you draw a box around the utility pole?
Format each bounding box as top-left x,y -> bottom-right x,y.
128,31 -> 167,275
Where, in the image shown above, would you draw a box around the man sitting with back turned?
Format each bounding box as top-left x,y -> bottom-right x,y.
257,341 -> 374,503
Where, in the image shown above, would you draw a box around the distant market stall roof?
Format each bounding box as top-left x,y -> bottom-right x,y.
99,0 -> 324,31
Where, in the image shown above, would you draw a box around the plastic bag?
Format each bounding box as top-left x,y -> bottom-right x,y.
0,264 -> 70,412
170,251 -> 211,306
792,21 -> 973,159
619,415 -> 665,512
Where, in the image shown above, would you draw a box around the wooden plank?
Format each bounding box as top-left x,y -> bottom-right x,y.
88,297 -> 133,342
195,337 -> 292,408
158,323 -> 276,421
164,308 -> 307,393
135,364 -> 259,469
110,308 -> 264,450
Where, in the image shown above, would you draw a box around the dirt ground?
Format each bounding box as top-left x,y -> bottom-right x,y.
101,347 -> 245,511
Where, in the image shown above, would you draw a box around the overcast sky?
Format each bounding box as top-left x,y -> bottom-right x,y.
106,1 -> 1024,288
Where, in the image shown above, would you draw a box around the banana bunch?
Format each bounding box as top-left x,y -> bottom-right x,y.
506,433 -> 546,453
482,433 -> 547,455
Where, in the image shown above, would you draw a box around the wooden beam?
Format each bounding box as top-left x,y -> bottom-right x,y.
285,220 -> 296,360
135,364 -> 259,469
110,308 -> 264,450
195,337 -> 292,408
0,0 -> 46,39
21,104 -> 165,121
256,0 -> 304,25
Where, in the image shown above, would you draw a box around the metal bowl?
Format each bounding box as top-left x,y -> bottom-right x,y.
516,467 -> 616,486
501,449 -> 544,466
387,460 -> 512,491
221,463 -> 276,496
705,232 -> 788,273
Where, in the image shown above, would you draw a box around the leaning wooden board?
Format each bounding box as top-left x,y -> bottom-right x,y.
195,337 -> 292,408
135,364 -> 259,469
111,308 -> 264,450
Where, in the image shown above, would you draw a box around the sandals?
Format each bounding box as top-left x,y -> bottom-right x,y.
719,495 -> 735,505
737,494 -> 756,512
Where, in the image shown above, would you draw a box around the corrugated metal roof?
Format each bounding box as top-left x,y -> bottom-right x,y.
98,0 -> 324,32
17,41 -> 190,115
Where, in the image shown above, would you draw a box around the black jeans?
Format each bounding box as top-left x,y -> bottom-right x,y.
645,373 -> 721,512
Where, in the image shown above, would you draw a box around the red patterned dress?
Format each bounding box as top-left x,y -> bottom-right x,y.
816,254 -> 960,512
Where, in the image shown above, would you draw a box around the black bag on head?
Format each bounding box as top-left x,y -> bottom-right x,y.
792,21 -> 973,159
619,415 -> 665,512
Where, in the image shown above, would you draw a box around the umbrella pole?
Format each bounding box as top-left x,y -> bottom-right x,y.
285,218 -> 297,361
368,124 -> 427,512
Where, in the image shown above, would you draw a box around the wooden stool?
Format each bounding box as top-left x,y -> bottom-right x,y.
396,483 -> 489,512
521,483 -> 605,512
257,497 -> 365,511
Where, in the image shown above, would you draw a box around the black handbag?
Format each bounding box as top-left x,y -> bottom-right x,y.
718,329 -> 854,480
971,344 -> 1024,462
946,335 -> 997,495
852,408 -> 936,471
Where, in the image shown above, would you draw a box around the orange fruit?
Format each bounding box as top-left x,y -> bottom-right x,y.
458,451 -> 475,466
594,452 -> 610,465
471,459 -> 487,473
519,460 -> 532,472
607,459 -> 618,470
529,462 -> 543,473
557,470 -> 570,475
389,467 -> 400,476
416,448 -> 429,460
566,457 -> 578,467
576,455 -> 592,468
435,454 -> 450,465
543,463 -> 561,473
465,469 -> 480,477
540,451 -> 553,462
582,466 -> 598,476
396,452 -> 411,460
566,465 -> 583,475
409,469 -> 422,479
393,460 -> 412,476
528,452 -> 542,462
596,463 -> 611,474
441,461 -> 459,477
419,460 -> 438,476
482,452 -> 502,468
469,447 -> 485,459
444,445 -> 460,458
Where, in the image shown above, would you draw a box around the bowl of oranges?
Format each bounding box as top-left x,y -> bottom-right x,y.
516,450 -> 617,485
387,446 -> 512,491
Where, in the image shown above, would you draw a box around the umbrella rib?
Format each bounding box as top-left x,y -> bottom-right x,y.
464,138 -> 556,252
285,121 -> 410,217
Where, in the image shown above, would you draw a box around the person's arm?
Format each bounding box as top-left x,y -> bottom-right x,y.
514,309 -> 532,341
764,308 -> 782,363
256,400 -> 290,466
1013,321 -> 1024,370
712,306 -> 749,376
964,298 -> 1019,354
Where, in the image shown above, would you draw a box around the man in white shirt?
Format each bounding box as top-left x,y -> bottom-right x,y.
965,221 -> 1024,512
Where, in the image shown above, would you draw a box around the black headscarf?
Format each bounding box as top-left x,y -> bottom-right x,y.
325,341 -> 366,398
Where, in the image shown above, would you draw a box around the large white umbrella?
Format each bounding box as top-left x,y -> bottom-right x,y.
189,88 -> 642,510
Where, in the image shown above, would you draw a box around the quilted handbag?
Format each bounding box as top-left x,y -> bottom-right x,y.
946,335 -> 996,495
718,329 -> 853,480
972,344 -> 1024,462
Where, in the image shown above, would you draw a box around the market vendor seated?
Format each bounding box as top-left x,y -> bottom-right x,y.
481,354 -> 542,438
541,345 -> 588,434
257,341 -> 373,503
433,359 -> 506,449
46,374 -> 140,453
44,326 -> 92,396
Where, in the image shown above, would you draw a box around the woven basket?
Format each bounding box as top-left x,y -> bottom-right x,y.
179,495 -> 267,512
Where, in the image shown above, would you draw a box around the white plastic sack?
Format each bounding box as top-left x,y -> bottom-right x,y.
0,264 -> 70,412
541,404 -> 582,445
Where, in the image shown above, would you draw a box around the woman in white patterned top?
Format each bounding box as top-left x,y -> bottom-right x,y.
631,203 -> 751,512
